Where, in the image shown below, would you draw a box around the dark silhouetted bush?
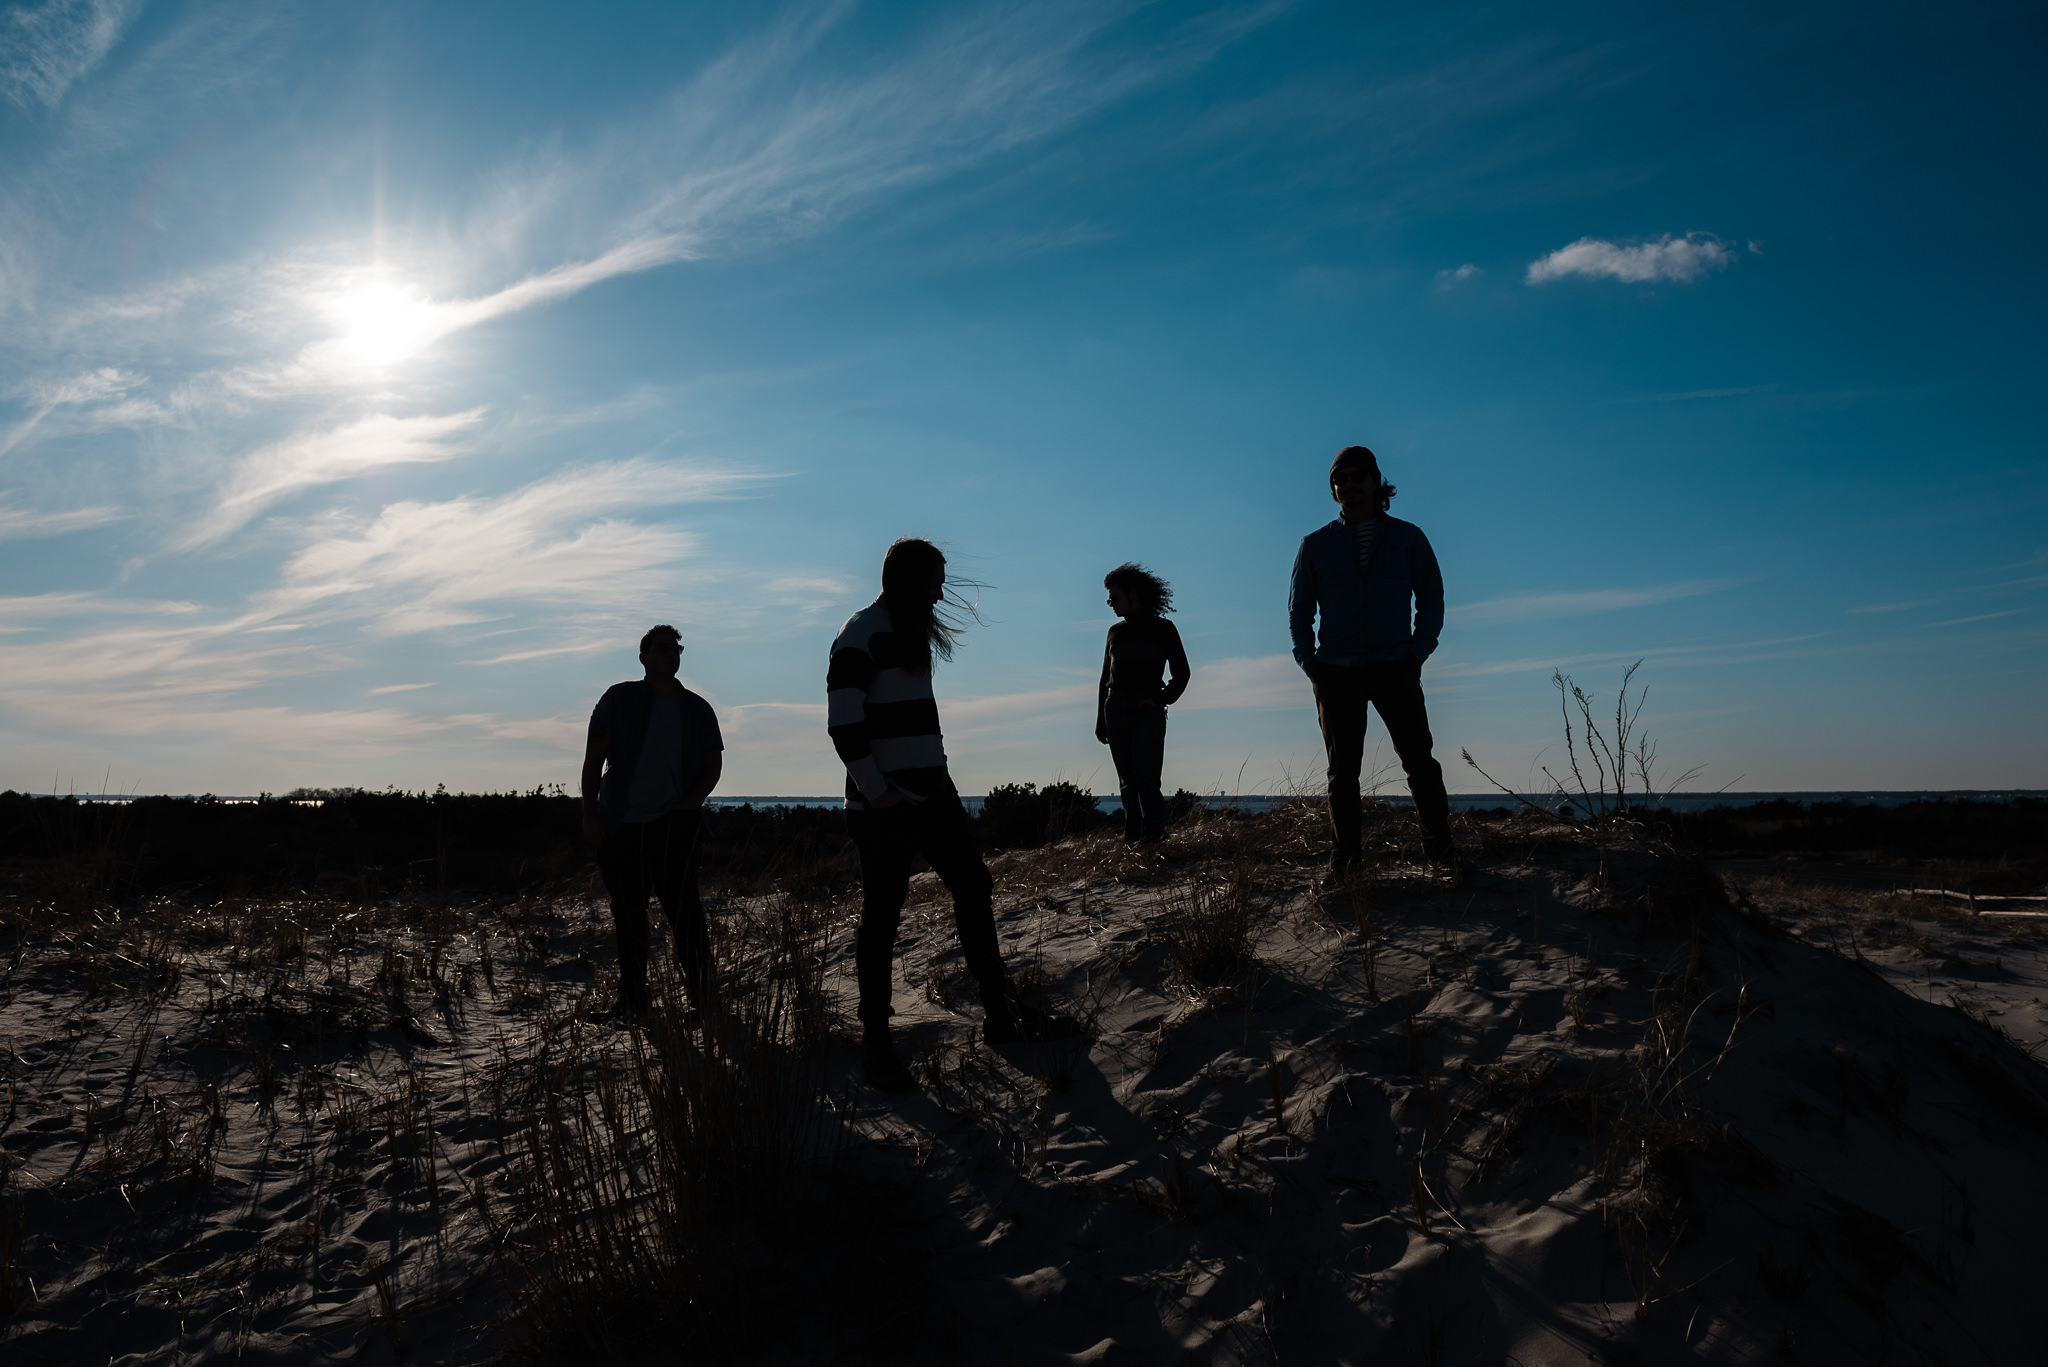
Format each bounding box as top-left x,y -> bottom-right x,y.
0,791 -> 865,911
977,782 -> 1107,850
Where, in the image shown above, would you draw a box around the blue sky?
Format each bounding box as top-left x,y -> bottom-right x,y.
2,0 -> 2043,798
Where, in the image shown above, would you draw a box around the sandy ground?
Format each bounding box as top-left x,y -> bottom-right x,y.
5,807 -> 2048,1365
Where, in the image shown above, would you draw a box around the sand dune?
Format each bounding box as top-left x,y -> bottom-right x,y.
4,804 -> 2046,1364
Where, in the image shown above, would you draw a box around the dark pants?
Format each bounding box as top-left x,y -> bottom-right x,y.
1310,658 -> 1453,866
846,794 -> 1006,1024
598,810 -> 710,1011
1105,697 -> 1168,842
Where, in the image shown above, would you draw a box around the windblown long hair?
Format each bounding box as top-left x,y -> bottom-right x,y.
1103,562 -> 1174,615
880,537 -> 981,673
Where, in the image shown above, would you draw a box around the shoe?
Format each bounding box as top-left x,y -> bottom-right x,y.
984,999 -> 1081,1046
1315,864 -> 1360,895
863,1029 -> 916,1094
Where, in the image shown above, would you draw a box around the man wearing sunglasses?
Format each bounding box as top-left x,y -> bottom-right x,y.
1288,446 -> 1455,874
581,624 -> 725,1022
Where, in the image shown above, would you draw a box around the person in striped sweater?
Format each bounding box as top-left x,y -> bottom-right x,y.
829,537 -> 1073,1092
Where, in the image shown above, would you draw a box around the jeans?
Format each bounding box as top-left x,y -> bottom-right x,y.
1309,657 -> 1452,866
598,809 -> 710,1010
846,794 -> 1006,1024
1105,696 -> 1168,841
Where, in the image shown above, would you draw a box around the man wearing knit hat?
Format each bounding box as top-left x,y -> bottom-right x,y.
1287,445 -> 1456,873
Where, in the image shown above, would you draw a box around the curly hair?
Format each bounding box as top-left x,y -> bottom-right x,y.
1103,562 -> 1173,615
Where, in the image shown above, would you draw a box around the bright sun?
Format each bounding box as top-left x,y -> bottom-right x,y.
325,278 -> 442,368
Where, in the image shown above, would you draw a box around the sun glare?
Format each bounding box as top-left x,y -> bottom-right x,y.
324,277 -> 443,369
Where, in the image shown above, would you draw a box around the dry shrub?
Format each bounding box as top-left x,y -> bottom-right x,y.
498,892 -> 900,1363
1163,866 -> 1257,991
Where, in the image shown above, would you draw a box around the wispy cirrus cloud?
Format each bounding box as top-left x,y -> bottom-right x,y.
1848,572 -> 2048,617
184,409 -> 487,548
6,1 -> 1284,459
0,366 -> 144,456
446,0 -> 1280,311
1928,607 -> 2034,627
1604,383 -> 1779,404
1526,233 -> 1735,285
0,496 -> 127,540
261,457 -> 759,635
0,0 -> 141,110
1450,578 -> 1738,627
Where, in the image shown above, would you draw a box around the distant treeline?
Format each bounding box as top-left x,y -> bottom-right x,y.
0,781 -> 1199,907
1650,796 -> 2048,863
2,789 -> 2038,910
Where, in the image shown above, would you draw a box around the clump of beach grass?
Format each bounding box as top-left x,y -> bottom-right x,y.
492,890 -> 855,1362
1162,865 -> 1258,993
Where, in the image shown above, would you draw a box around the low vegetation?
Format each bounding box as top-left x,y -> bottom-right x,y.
2,786 -> 2044,1363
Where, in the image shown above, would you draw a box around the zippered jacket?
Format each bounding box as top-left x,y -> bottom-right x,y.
1288,516 -> 1444,668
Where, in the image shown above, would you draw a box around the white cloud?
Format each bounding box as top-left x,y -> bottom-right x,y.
262,457 -> 757,634
1605,384 -> 1779,405
1525,233 -> 1735,285
367,682 -> 436,695
1928,608 -> 2034,627
0,497 -> 127,539
1173,654 -> 1310,710
276,239 -> 699,388
458,0 -> 1280,290
1449,579 -> 1738,627
0,0 -> 140,109
0,366 -> 145,456
185,409 -> 488,547
1434,263 -> 1482,288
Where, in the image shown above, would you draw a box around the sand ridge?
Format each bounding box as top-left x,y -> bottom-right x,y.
4,804 -> 2048,1364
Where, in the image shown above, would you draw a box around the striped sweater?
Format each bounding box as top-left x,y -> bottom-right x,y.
826,599 -> 954,809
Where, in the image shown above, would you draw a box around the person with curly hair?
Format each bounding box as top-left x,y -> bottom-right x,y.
1096,562 -> 1190,845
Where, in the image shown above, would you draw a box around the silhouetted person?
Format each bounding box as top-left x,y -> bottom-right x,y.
581,624 -> 724,1022
829,537 -> 1073,1093
1095,563 -> 1190,845
1289,446 -> 1455,872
